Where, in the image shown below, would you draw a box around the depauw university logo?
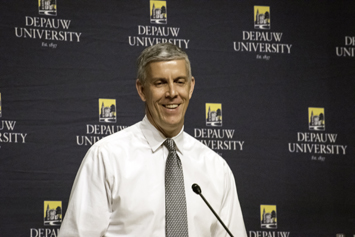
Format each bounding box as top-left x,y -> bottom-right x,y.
206,103 -> 222,127
260,205 -> 277,229
99,99 -> 117,123
254,6 -> 270,30
309,107 -> 325,131
44,201 -> 62,226
38,0 -> 57,16
150,0 -> 167,24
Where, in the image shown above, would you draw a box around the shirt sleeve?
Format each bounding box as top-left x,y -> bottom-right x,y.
58,145 -> 114,237
213,162 -> 247,237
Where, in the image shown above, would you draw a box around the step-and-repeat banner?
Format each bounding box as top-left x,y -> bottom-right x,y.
1,1 -> 354,236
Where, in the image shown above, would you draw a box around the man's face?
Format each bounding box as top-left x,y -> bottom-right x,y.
136,59 -> 195,137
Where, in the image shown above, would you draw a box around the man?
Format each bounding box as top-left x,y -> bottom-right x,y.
59,43 -> 247,236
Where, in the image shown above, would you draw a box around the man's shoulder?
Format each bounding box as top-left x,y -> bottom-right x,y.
182,131 -> 205,147
182,131 -> 231,173
91,121 -> 142,149
182,131 -> 222,158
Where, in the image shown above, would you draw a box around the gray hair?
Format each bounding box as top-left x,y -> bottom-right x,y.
136,43 -> 191,84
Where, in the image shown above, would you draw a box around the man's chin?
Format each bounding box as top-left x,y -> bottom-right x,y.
160,120 -> 183,132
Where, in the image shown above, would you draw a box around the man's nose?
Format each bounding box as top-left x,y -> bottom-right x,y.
166,81 -> 177,98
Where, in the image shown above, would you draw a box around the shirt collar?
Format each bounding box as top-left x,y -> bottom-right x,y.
140,116 -> 184,154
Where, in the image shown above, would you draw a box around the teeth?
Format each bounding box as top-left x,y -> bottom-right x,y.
165,104 -> 178,109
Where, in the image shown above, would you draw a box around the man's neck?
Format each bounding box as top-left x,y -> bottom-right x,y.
146,115 -> 183,138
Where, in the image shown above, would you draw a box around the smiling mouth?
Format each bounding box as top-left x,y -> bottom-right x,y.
163,104 -> 179,109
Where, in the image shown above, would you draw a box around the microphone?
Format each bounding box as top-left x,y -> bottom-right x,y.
192,183 -> 234,237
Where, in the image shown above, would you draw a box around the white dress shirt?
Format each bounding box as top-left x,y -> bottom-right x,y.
59,116 -> 247,237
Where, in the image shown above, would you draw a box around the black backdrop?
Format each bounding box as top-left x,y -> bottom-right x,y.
1,1 -> 354,236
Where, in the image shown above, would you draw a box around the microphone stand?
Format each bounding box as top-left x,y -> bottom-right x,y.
192,183 -> 234,237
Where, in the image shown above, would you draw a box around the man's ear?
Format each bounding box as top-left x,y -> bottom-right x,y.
136,79 -> 146,102
189,76 -> 195,99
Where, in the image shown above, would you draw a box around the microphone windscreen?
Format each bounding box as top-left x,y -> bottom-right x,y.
192,183 -> 202,194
